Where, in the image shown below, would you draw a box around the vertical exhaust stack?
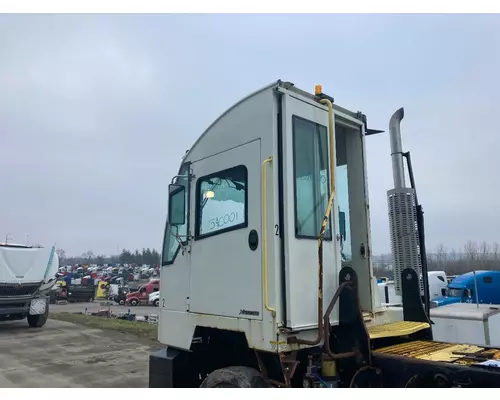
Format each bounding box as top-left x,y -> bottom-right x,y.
389,108 -> 406,189
387,108 -> 423,297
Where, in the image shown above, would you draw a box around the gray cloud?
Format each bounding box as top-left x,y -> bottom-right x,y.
1,14 -> 499,256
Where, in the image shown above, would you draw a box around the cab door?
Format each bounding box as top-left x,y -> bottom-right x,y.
188,139 -> 263,320
282,94 -> 341,330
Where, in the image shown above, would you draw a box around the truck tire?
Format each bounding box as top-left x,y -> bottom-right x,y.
153,299 -> 159,307
200,366 -> 268,388
119,299 -> 125,305
130,299 -> 139,306
27,307 -> 49,328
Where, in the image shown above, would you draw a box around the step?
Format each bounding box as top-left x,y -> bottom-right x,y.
367,321 -> 430,340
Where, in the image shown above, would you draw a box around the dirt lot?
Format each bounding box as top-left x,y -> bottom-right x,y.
0,318 -> 160,387
51,301 -> 159,317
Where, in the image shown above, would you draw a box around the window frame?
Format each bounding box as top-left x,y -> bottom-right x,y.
161,162 -> 191,266
194,164 -> 249,241
291,114 -> 333,241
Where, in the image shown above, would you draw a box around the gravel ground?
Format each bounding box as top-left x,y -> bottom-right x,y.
50,301 -> 159,317
0,319 -> 160,387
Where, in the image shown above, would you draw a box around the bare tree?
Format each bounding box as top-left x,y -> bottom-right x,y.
463,240 -> 478,262
449,248 -> 457,262
81,251 -> 95,261
56,248 -> 66,263
436,243 -> 447,268
479,241 -> 491,268
492,242 -> 500,262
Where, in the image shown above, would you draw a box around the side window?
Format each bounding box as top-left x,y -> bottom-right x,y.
162,163 -> 190,266
335,123 -> 353,261
437,275 -> 446,282
195,165 -> 248,238
292,115 -> 332,240
483,276 -> 493,284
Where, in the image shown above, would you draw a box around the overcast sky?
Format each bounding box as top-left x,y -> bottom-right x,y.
1,14 -> 499,256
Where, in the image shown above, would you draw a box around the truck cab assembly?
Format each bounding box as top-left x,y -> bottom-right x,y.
149,80 -> 500,388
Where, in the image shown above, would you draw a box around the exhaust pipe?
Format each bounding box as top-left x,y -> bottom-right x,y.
389,107 -> 406,189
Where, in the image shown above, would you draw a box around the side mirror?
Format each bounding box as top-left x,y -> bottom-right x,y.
464,288 -> 472,298
339,211 -> 346,240
168,184 -> 186,226
441,288 -> 446,296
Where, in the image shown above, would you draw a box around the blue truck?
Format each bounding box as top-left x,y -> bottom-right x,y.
430,270 -> 500,308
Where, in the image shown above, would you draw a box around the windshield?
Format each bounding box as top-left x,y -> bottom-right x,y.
447,287 -> 463,298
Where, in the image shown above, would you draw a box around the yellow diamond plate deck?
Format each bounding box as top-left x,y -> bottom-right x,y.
367,321 -> 430,339
374,340 -> 487,364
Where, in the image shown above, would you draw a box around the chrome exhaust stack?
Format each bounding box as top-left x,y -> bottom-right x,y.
389,107 -> 406,189
386,108 -> 423,298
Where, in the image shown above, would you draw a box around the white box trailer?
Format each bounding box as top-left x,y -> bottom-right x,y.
430,303 -> 500,347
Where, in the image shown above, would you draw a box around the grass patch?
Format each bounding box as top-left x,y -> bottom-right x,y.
50,312 -> 158,342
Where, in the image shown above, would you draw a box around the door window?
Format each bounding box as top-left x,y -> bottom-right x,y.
195,165 -> 248,239
292,115 -> 332,240
334,123 -> 354,262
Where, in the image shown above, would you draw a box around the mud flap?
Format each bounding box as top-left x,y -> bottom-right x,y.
149,347 -> 199,388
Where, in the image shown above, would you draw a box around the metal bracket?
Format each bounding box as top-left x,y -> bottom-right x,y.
279,351 -> 299,387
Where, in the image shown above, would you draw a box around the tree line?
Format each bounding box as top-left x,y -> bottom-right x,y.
56,248 -> 161,266
374,240 -> 500,278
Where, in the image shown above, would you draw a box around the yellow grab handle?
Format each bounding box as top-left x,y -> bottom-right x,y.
319,98 -> 335,197
261,156 -> 276,317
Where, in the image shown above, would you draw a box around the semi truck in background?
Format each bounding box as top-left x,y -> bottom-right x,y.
379,271 -> 448,305
149,80 -> 500,388
431,270 -> 500,309
0,242 -> 59,327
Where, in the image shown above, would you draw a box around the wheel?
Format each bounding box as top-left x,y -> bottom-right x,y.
153,299 -> 159,307
119,299 -> 125,305
27,307 -> 49,328
130,299 -> 139,306
200,366 -> 268,388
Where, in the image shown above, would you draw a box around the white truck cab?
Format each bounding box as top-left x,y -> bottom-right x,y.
0,243 -> 58,327
158,81 -> 395,355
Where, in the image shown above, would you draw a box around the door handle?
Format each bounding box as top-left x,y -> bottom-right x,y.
360,243 -> 366,259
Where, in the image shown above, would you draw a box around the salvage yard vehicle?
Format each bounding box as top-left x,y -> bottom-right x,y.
431,270 -> 500,309
149,80 -> 500,388
0,243 -> 59,328
126,280 -> 159,306
149,290 -> 160,307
